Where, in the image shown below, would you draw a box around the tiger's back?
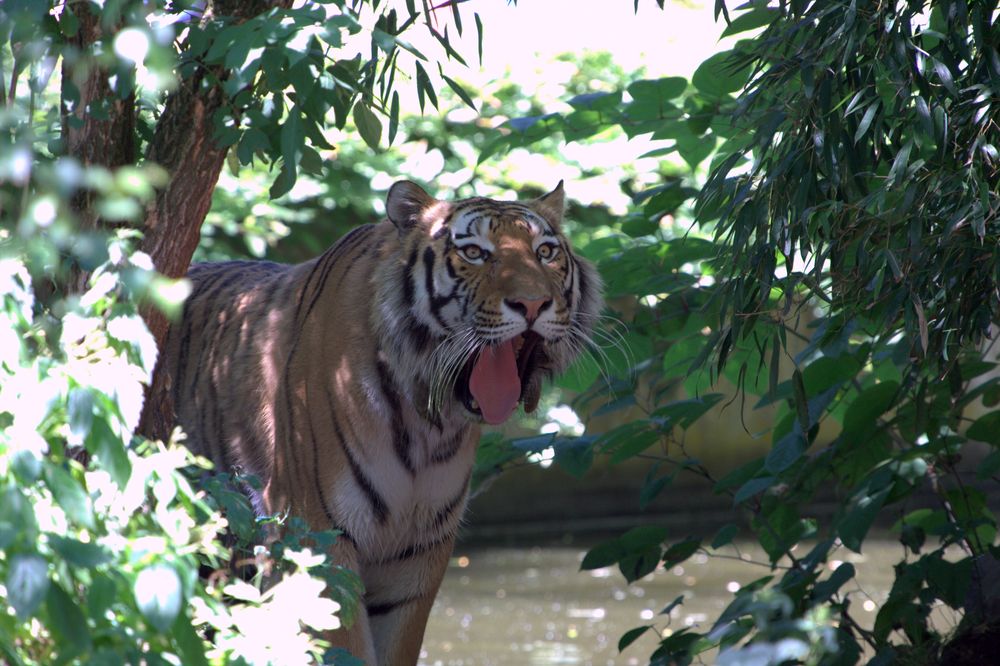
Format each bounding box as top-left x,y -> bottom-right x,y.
154,182 -> 603,664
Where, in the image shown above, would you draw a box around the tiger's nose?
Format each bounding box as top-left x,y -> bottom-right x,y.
505,297 -> 551,324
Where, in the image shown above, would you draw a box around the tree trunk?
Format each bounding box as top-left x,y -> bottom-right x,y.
62,1 -> 135,293
60,0 -> 293,441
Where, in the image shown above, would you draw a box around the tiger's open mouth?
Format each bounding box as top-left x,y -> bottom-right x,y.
456,330 -> 546,425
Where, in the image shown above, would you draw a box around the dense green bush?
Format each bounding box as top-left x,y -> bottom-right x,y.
478,1 -> 1000,663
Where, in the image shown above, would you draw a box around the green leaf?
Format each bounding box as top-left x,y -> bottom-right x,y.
801,355 -> 860,397
45,465 -> 94,529
415,61 -> 437,111
854,101 -> 879,144
692,50 -> 750,97
622,216 -> 658,237
441,72 -> 476,110
553,437 -> 595,478
792,368 -> 809,431
48,535 -> 112,568
556,351 -> 600,392
926,556 -> 972,609
67,387 -> 94,444
716,460 -> 765,495
607,427 -> 658,465
888,138 -> 913,186
172,611 -> 210,666
475,13 -> 484,64
733,475 -> 776,504
567,91 -> 622,112
653,394 -> 724,429
7,554 -> 49,619
711,523 -> 739,549
837,467 -> 893,552
581,538 -> 626,571
662,537 -> 701,568
812,562 -> 855,603
675,125 -> 717,169
388,91 -> 400,145
85,417 -> 131,488
46,582 -> 92,653
627,76 -> 687,102
660,594 -> 685,616
581,526 -> 668,570
352,102 -> 382,150
639,464 -> 675,510
134,564 -> 183,633
620,525 -> 670,552
841,381 -> 899,444
968,411 -> 1000,445
619,547 -> 661,583
977,450 -> 1000,480
87,573 -> 117,617
618,625 -> 652,652
720,6 -> 779,36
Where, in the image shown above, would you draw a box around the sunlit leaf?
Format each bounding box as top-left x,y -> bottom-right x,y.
6,554 -> 49,620
134,564 -> 183,633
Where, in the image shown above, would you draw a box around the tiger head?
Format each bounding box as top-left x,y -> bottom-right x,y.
375,181 -> 604,426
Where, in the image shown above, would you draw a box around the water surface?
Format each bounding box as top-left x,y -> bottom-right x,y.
419,539 -> 956,665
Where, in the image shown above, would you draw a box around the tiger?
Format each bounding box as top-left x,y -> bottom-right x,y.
152,180 -> 603,664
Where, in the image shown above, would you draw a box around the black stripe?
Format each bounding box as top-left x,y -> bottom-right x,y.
304,384 -> 338,529
185,269 -> 249,400
299,225 -> 375,325
190,273 -> 251,464
280,226 -> 374,484
431,472 -> 471,530
330,406 -> 390,524
572,257 -> 586,311
372,535 -> 451,566
443,253 -> 458,280
423,246 -> 454,329
404,314 -> 435,354
175,268 -> 236,404
375,360 -> 415,475
401,246 -> 418,308
240,274 -> 282,359
430,427 -> 468,465
367,594 -> 421,617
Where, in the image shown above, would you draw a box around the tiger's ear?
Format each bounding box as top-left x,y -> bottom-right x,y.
531,181 -> 565,229
386,180 -> 438,230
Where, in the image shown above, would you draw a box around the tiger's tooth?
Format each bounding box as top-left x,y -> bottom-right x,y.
471,399 -> 479,409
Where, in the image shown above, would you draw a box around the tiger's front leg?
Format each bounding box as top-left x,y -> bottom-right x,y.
366,537 -> 455,665
318,532 -> 379,664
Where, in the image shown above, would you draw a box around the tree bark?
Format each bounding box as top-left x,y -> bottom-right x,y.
58,0 -> 293,440
62,1 -> 135,293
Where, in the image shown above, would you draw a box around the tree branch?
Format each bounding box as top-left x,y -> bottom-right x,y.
138,0 -> 293,441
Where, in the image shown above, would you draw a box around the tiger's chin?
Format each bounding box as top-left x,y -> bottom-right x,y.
455,330 -> 551,425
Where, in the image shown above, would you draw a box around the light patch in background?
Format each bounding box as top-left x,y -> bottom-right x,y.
422,2 -> 735,208
530,404 -> 586,468
347,1 -> 733,209
113,28 -> 150,64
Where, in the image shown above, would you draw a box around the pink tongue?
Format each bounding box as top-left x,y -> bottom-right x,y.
469,340 -> 521,425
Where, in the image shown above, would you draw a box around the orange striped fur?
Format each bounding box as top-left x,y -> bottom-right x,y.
156,181 -> 603,664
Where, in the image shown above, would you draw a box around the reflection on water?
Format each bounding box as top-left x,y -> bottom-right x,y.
419,539 -> 952,666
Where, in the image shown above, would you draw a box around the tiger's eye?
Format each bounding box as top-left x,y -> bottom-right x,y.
537,243 -> 558,261
460,245 -> 485,262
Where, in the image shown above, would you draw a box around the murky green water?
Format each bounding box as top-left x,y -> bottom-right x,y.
419,540 -> 960,666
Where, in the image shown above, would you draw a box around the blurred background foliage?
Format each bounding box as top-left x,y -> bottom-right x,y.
2,0 -> 1000,664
